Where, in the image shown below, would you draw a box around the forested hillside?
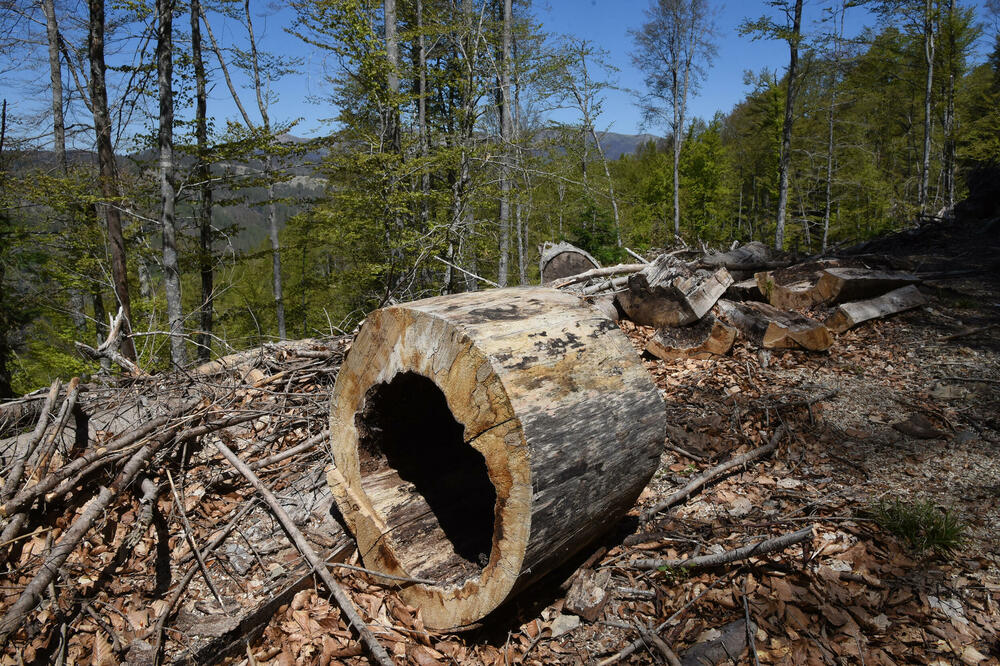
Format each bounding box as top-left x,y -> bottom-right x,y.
0,0 -> 997,394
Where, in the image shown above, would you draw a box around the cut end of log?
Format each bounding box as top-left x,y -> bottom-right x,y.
328,288 -> 665,630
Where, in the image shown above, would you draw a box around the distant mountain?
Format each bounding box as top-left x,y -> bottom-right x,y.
595,132 -> 663,160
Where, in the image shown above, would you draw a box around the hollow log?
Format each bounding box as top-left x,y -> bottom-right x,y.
645,316 -> 736,361
539,241 -> 600,283
327,287 -> 665,630
826,285 -> 926,333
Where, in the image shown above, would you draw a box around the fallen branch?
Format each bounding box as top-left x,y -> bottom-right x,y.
551,263 -> 646,289
642,428 -> 784,522
1,380 -> 60,501
0,432 -> 172,643
631,525 -> 814,571
434,255 -> 499,288
166,470 -> 229,614
211,440 -> 394,666
74,306 -> 144,376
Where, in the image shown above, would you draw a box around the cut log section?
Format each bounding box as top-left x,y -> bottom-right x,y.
700,241 -> 774,272
724,278 -> 764,302
717,300 -> 833,351
826,285 -> 926,333
814,267 -> 920,304
327,288 -> 665,630
645,316 -> 736,361
616,255 -> 733,328
755,260 -> 842,309
539,241 -> 600,283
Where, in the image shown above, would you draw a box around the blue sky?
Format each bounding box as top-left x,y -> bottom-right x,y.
1,0 -> 996,146
253,0 -> 997,138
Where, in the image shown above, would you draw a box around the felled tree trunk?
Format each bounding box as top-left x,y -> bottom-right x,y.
826,285 -> 926,333
755,260 -> 842,309
717,300 -> 832,351
539,241 -> 601,284
700,241 -> 776,273
327,288 -> 665,630
616,255 -> 732,328
814,267 -> 919,304
645,315 -> 736,361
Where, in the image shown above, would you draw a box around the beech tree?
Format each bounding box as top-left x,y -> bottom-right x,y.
631,0 -> 716,244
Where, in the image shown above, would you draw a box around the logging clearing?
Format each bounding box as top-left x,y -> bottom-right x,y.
0,215 -> 998,665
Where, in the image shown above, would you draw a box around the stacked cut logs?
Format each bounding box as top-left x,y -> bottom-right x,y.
555,240 -> 927,360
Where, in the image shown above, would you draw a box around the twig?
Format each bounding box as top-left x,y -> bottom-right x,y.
624,247 -> 650,264
329,562 -> 436,586
32,378 -> 81,480
632,525 -> 814,571
211,439 -> 394,666
743,578 -> 760,666
636,623 -> 681,666
597,571 -> 736,665
642,428 -> 784,522
938,375 -> 1000,385
667,443 -> 706,463
551,263 -> 645,289
434,255 -> 500,287
250,431 -> 327,471
74,306 -> 144,376
165,470 -> 229,614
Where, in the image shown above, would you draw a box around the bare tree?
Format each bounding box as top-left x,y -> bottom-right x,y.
190,0 -> 213,362
741,0 -> 804,250
157,0 -> 185,366
631,0 -> 717,244
497,0 -> 512,287
88,0 -> 136,362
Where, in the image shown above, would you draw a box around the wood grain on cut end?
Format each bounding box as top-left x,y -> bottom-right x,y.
328,288 -> 665,630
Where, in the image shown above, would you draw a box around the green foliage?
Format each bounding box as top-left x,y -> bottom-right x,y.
866,497 -> 966,555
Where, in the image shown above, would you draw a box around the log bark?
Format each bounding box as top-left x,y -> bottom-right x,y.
328,287 -> 665,629
724,278 -> 764,302
617,255 -> 732,328
717,300 -> 832,351
539,241 -> 600,284
755,260 -> 842,309
645,316 -> 736,361
814,267 -> 920,305
826,285 -> 926,333
699,242 -> 774,271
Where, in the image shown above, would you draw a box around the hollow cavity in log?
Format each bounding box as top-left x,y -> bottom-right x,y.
355,372 -> 496,586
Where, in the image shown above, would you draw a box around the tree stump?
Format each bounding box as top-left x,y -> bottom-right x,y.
327,288 -> 665,629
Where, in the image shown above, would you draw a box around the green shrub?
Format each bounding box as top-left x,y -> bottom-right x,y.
867,497 -> 965,555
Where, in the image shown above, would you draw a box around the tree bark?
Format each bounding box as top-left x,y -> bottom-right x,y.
158,0 -> 186,367
775,0 -> 803,251
191,0 -> 213,362
88,0 -> 136,363
497,0 -> 513,288
42,0 -> 66,173
417,0 -> 430,227
919,0 -> 935,214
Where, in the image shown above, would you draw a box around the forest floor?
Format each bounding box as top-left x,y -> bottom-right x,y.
236,217 -> 1000,665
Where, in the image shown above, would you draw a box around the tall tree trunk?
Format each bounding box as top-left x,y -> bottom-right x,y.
0,100 -> 11,399
243,0 -> 285,338
497,0 -> 512,287
672,105 -> 681,242
775,0 -> 803,251
384,0 -> 400,153
822,88 -> 834,253
191,0 -> 213,361
417,0 -> 430,227
158,0 -> 186,367
88,0 -> 137,363
943,0 -> 955,210
42,0 -> 66,173
919,0 -> 935,214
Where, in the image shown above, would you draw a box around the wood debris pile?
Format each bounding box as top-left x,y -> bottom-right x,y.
547,240 -> 928,359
